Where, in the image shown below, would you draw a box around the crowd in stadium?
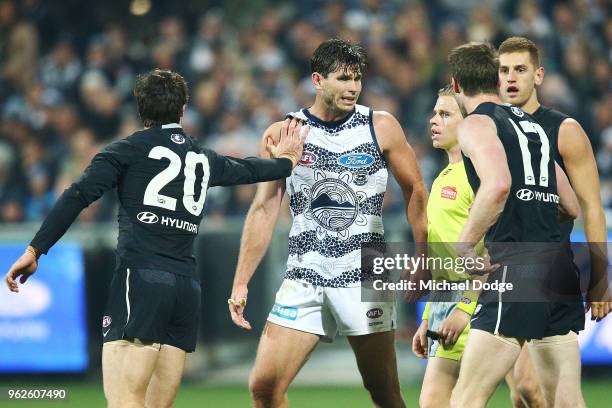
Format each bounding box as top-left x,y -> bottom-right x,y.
0,0 -> 610,223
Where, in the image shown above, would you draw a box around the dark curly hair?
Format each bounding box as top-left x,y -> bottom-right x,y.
133,69 -> 188,127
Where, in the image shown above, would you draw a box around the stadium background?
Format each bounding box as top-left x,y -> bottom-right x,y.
0,0 -> 610,406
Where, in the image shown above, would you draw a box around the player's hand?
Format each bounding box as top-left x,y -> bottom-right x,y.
457,245 -> 499,276
586,301 -> 612,321
5,251 -> 38,293
404,265 -> 431,303
268,117 -> 309,168
585,284 -> 612,321
412,319 -> 428,359
228,284 -> 252,330
437,308 -> 470,349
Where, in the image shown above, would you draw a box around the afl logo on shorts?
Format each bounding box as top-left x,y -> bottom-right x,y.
170,133 -> 185,144
366,308 -> 384,318
102,316 -> 112,328
511,106 -> 524,117
300,151 -> 317,166
137,211 -> 159,224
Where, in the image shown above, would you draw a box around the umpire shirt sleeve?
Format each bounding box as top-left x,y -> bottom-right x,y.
207,149 -> 292,187
30,139 -> 135,254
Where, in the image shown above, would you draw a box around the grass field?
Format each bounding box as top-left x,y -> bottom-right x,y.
1,381 -> 611,407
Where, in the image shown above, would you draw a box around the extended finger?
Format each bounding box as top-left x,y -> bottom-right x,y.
591,303 -> 602,320
288,118 -> 298,137
280,118 -> 290,140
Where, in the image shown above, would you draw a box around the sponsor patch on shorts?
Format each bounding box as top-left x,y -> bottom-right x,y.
270,303 -> 298,321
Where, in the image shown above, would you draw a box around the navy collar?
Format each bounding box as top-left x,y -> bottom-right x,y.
302,108 -> 355,128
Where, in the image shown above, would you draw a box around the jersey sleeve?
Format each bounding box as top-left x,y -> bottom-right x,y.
30,139 -> 135,254
421,302 -> 430,320
206,148 -> 292,187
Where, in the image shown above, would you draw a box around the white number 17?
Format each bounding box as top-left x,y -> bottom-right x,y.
508,119 -> 551,187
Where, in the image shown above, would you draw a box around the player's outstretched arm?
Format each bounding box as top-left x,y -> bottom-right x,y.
228,121 -> 288,330
456,115 -> 511,251
4,139 -> 133,292
209,118 -> 308,187
559,118 -> 611,319
374,111 -> 428,242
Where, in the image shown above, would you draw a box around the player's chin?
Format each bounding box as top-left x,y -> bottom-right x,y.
336,100 -> 356,111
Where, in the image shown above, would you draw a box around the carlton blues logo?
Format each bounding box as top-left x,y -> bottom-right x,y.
170,133 -> 185,144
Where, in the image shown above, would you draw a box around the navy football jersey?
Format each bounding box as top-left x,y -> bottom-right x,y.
31,124 -> 292,278
532,105 -> 572,242
462,103 -> 560,244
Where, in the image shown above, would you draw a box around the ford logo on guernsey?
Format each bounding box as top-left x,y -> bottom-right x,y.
337,153 -> 375,168
137,211 -> 159,224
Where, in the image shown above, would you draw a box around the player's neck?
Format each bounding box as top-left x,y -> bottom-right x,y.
518,93 -> 540,114
463,93 -> 501,114
308,99 -> 353,122
447,145 -> 462,164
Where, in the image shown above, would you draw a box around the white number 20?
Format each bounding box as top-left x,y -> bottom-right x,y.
143,146 -> 210,216
508,119 -> 551,187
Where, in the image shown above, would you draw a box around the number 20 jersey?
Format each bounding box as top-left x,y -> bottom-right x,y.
31,124 -> 291,279
462,102 -> 560,244
284,105 -> 388,288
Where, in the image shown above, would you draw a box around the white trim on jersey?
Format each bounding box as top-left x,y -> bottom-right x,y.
161,123 -> 182,129
494,266 -> 508,335
125,268 -> 131,326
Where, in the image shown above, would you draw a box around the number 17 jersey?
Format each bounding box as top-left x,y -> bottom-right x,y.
462,103 -> 560,244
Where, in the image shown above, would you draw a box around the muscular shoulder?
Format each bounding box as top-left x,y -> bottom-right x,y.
558,118 -> 592,158
458,114 -> 496,134
262,121 -> 285,143
372,111 -> 404,151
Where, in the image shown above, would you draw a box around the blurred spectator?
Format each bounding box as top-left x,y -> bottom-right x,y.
39,38 -> 82,96
0,0 -> 608,222
0,0 -> 39,94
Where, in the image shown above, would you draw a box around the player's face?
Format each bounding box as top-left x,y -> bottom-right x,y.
429,95 -> 463,150
499,51 -> 543,107
319,68 -> 362,114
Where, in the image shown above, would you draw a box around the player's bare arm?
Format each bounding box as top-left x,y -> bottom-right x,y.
229,119 -> 308,329
456,114 -> 511,250
374,111 -> 428,243
558,118 -> 611,318
555,161 -> 579,220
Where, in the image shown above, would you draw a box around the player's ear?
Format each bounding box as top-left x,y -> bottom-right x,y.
312,72 -> 324,90
451,77 -> 460,94
534,66 -> 544,86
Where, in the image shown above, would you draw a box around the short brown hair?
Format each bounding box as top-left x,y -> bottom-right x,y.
447,42 -> 498,97
134,69 -> 188,127
311,38 -> 367,77
498,36 -> 541,68
438,84 -> 466,117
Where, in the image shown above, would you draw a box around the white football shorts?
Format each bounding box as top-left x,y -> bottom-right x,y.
267,279 -> 396,342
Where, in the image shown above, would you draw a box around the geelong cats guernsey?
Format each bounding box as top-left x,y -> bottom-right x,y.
284,104 -> 387,288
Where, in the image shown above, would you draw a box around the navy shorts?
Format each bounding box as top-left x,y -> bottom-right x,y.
102,268 -> 201,352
